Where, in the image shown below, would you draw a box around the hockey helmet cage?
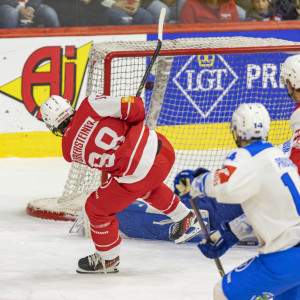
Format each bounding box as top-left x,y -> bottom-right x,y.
280,54 -> 300,89
230,103 -> 271,144
40,95 -> 75,134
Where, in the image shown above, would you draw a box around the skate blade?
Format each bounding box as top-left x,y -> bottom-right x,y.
76,265 -> 119,274
175,227 -> 202,244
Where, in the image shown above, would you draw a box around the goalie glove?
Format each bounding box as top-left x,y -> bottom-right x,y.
197,221 -> 239,259
174,168 -> 209,198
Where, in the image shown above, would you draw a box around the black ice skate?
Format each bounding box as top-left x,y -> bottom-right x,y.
76,252 -> 119,274
169,211 -> 202,244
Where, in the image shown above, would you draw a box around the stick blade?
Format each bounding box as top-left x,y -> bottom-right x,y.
158,7 -> 166,41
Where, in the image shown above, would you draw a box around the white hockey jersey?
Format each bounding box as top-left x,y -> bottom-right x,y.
198,140 -> 300,254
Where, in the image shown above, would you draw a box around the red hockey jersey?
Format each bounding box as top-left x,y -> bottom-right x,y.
289,102 -> 300,173
62,95 -> 158,184
179,0 -> 239,24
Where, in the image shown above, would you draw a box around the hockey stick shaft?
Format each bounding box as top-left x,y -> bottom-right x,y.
136,7 -> 166,97
190,197 -> 225,278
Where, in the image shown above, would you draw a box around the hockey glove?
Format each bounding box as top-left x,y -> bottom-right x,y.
174,168 -> 209,197
190,171 -> 209,198
197,221 -> 239,259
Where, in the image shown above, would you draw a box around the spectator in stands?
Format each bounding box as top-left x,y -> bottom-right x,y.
274,0 -> 299,20
44,0 -> 109,26
234,0 -> 250,20
141,0 -> 186,24
297,0 -> 300,14
235,5 -> 246,20
246,0 -> 281,21
0,0 -> 60,28
236,0 -> 251,12
103,0 -> 154,25
179,0 -> 239,24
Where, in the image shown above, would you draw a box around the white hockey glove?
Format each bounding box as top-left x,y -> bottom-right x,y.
190,172 -> 209,198
228,214 -> 254,241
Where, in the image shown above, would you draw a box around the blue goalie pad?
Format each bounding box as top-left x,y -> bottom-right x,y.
181,196 -> 258,246
116,200 -> 207,243
180,196 -> 243,230
115,197 -> 256,245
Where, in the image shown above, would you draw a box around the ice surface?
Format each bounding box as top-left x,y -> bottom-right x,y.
0,158 -> 257,300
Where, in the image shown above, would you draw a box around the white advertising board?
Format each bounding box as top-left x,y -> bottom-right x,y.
0,34 -> 146,134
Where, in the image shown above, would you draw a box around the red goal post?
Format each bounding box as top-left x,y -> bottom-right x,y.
26,36 -> 300,221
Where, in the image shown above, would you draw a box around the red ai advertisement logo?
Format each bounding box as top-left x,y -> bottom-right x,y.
0,42 -> 92,121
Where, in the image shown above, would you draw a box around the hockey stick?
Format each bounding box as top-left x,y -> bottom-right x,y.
69,209 -> 84,233
69,10 -> 166,236
136,7 -> 166,97
190,197 -> 225,278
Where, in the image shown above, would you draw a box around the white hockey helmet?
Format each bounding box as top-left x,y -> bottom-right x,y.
280,54 -> 300,89
40,95 -> 75,135
230,103 -> 270,146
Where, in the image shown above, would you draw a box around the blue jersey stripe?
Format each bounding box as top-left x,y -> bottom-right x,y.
243,140 -> 273,157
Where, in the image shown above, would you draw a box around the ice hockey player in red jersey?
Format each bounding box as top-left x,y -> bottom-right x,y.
280,54 -> 300,167
40,94 -> 201,274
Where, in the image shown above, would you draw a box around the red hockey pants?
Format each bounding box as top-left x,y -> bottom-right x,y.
85,133 -> 180,255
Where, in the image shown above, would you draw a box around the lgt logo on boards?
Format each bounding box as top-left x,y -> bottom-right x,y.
172,54 -> 287,120
173,54 -> 238,118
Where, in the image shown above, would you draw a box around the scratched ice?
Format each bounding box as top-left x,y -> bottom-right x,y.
0,157 -> 256,300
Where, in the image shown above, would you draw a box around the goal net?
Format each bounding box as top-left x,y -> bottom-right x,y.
26,36 -> 300,221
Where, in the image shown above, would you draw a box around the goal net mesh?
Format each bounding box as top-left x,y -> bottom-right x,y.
26,36 -> 300,221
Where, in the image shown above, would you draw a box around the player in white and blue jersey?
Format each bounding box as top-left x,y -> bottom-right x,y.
174,54 -> 300,235
177,103 -> 300,299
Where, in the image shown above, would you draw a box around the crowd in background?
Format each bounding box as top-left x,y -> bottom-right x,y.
0,0 -> 300,28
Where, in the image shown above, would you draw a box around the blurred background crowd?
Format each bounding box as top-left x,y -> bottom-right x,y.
0,0 -> 300,28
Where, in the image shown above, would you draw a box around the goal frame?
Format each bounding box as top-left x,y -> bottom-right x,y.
26,39 -> 300,223
102,45 -> 300,96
